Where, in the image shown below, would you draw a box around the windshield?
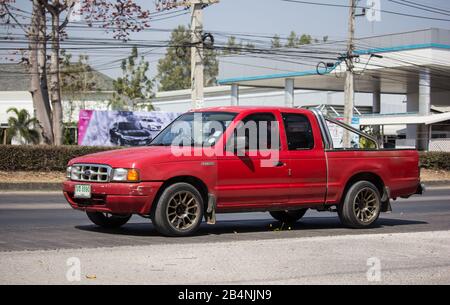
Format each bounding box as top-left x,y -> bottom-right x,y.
150,112 -> 237,147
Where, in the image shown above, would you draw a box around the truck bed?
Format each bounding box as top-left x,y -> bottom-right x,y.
325,149 -> 420,204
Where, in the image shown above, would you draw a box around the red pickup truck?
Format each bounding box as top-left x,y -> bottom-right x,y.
63,107 -> 424,236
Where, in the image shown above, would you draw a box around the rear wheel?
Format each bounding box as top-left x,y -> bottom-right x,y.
338,181 -> 381,228
270,209 -> 308,223
86,212 -> 131,228
151,183 -> 204,237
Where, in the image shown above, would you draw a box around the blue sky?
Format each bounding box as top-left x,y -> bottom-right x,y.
203,0 -> 450,39
6,0 -> 450,78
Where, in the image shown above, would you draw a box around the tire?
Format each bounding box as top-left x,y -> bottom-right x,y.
151,183 -> 204,237
338,181 -> 381,228
86,212 -> 131,228
270,209 -> 308,223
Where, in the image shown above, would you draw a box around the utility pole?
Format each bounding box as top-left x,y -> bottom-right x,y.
169,0 -> 218,109
190,0 -> 205,109
190,0 -> 219,109
343,0 -> 356,148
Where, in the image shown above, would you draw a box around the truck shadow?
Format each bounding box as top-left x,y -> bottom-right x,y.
75,217 -> 428,238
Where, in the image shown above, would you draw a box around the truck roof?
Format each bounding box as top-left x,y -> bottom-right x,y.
190,106 -> 313,114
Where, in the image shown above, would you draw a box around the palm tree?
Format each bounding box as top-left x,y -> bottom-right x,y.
7,108 -> 40,145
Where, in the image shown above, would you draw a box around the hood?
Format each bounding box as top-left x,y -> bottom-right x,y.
68,146 -> 176,168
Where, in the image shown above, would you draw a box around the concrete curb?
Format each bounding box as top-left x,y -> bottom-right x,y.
0,182 -> 62,191
423,180 -> 450,187
0,181 -> 449,192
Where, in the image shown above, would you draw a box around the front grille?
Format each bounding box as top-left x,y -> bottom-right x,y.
70,164 -> 111,182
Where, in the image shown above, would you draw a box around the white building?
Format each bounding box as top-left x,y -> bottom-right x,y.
215,28 -> 450,152
0,63 -> 114,142
2,29 -> 449,151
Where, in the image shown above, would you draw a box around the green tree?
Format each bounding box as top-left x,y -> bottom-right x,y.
111,46 -> 154,110
61,51 -> 98,98
0,0 -> 151,146
271,35 -> 282,48
7,108 -> 39,145
285,32 -> 314,48
286,31 -> 297,48
297,34 -> 312,46
244,42 -> 255,50
157,25 -> 218,91
61,51 -> 99,145
60,51 -> 99,120
222,36 -> 243,55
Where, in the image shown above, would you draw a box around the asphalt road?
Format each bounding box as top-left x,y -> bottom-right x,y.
0,186 -> 449,252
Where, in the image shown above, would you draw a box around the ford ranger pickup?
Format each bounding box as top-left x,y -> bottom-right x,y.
63,107 -> 424,236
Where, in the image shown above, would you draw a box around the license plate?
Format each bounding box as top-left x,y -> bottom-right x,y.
139,141 -> 146,145
74,184 -> 91,199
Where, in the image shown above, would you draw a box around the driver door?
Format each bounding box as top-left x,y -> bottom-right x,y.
216,111 -> 290,208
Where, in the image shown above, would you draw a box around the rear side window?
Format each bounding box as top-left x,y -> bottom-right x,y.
282,113 -> 314,150
325,120 -> 377,150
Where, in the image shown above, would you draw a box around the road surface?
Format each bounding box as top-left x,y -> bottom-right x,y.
0,186 -> 449,284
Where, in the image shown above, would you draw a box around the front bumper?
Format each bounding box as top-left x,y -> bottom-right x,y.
122,137 -> 152,146
62,180 -> 163,215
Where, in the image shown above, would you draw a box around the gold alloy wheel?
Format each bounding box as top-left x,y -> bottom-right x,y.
166,191 -> 201,231
352,187 -> 380,223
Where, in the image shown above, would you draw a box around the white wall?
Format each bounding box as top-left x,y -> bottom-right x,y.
0,91 -> 113,125
0,91 -> 34,125
0,89 -> 410,125
152,88 -> 407,114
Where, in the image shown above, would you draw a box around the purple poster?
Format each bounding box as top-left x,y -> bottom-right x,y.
78,110 -> 180,146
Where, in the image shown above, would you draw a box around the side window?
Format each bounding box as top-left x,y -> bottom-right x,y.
282,113 -> 314,150
326,120 -> 377,149
234,113 -> 279,150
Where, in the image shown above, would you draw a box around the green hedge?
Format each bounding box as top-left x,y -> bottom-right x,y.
419,152 -> 450,171
0,145 -> 118,171
0,145 -> 449,172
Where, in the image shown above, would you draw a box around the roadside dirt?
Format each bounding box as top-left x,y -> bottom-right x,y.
420,169 -> 450,182
0,169 -> 449,183
0,171 -> 65,183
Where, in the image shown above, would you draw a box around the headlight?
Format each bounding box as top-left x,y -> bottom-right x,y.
66,166 -> 72,179
112,168 -> 140,182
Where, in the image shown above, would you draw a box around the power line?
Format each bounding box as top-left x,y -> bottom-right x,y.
388,0 -> 450,17
281,0 -> 450,22
396,0 -> 450,14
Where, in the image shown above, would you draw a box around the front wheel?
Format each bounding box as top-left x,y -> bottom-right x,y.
270,209 -> 308,223
86,212 -> 131,228
338,181 -> 381,228
151,183 -> 204,237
